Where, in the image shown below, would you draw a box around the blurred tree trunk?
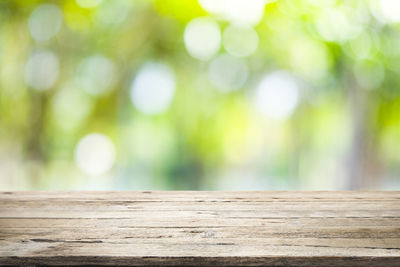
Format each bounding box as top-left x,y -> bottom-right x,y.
26,90 -> 47,187
347,76 -> 365,189
347,74 -> 382,189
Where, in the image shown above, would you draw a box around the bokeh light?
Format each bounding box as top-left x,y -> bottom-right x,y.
96,0 -> 133,27
28,3 -> 63,42
74,133 -> 115,176
184,17 -> 221,61
253,71 -> 299,120
76,0 -> 103,9
130,62 -> 176,115
76,55 -> 116,96
316,7 -> 364,42
199,0 -> 266,26
52,85 -> 93,131
208,54 -> 248,92
223,24 -> 258,58
24,51 -> 59,91
377,0 -> 400,23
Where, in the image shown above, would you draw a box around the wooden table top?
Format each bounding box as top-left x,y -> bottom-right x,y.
0,191 -> 399,266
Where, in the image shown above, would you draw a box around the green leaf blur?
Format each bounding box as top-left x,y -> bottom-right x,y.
0,0 -> 399,190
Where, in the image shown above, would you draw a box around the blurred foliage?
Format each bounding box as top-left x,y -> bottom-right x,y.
0,0 -> 400,190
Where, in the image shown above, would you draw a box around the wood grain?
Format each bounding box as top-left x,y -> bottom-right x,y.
0,191 -> 399,266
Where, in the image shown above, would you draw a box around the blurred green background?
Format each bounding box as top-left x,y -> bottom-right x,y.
0,0 -> 400,190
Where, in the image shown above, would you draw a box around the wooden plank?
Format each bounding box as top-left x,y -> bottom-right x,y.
0,191 -> 399,266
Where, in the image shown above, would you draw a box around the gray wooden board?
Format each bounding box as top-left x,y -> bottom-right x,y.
0,191 -> 399,266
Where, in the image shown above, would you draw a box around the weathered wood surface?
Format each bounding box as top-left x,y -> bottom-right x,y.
0,191 -> 399,266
